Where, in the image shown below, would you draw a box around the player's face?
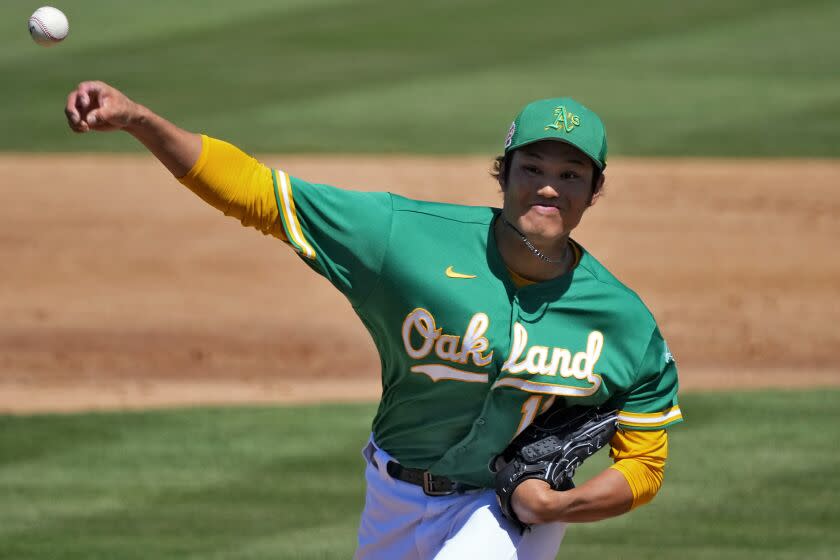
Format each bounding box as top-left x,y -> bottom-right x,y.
500,141 -> 602,244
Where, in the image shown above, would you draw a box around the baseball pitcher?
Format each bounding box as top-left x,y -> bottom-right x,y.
64,82 -> 682,559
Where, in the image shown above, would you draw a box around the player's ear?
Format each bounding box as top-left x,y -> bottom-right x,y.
588,173 -> 605,207
495,154 -> 508,192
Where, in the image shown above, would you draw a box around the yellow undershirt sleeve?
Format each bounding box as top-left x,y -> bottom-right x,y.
609,429 -> 668,509
178,134 -> 286,239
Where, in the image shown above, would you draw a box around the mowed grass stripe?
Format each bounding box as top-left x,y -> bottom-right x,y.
1,390 -> 839,559
0,0 -> 838,155
0,404 -> 374,559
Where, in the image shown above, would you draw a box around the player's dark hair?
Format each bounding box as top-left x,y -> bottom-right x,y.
490,152 -> 603,202
491,153 -> 513,184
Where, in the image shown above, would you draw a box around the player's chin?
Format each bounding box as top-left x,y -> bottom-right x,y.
520,211 -> 567,239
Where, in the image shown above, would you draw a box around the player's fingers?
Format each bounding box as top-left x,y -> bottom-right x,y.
74,89 -> 92,118
85,109 -> 102,127
75,81 -> 107,111
77,87 -> 91,111
65,94 -> 93,133
89,95 -> 114,125
69,81 -> 127,131
93,93 -> 133,129
77,85 -> 108,117
84,108 -> 118,131
66,81 -> 110,132
64,90 -> 81,126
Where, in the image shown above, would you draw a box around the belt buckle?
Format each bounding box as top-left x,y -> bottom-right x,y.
423,471 -> 455,496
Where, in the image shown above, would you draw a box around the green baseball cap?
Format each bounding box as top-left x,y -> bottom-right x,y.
504,98 -> 608,170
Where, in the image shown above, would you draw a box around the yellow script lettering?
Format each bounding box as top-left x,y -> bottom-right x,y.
401,309 -> 493,367
502,323 -> 604,388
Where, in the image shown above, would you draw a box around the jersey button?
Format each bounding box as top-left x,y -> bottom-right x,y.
475,417 -> 486,426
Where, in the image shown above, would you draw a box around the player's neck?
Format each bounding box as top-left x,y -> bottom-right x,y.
494,217 -> 573,283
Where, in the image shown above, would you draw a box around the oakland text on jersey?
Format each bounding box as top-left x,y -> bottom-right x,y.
401,306 -> 603,395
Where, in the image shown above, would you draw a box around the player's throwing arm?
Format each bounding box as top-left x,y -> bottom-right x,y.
65,81 -> 202,177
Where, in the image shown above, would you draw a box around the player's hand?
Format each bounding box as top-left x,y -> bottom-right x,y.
65,81 -> 141,133
510,478 -> 555,525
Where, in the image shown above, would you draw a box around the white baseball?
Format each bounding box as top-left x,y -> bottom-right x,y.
29,6 -> 69,47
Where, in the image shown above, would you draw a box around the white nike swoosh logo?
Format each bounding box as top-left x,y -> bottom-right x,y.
445,266 -> 477,279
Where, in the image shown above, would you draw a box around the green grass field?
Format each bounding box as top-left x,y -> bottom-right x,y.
1,390 -> 838,559
2,2 -> 839,558
1,0 -> 838,155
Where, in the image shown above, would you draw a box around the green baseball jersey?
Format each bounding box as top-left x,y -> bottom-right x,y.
272,170 -> 683,488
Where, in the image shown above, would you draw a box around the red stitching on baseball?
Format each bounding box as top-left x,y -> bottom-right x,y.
30,16 -> 60,42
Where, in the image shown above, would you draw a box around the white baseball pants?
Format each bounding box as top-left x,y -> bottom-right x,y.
354,437 -> 566,560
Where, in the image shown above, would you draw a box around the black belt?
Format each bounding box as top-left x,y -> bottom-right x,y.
385,461 -> 479,496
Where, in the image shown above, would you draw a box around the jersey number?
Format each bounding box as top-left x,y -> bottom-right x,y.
514,395 -> 556,436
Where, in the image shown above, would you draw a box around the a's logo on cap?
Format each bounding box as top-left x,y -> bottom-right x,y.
504,122 -> 516,149
545,106 -> 581,133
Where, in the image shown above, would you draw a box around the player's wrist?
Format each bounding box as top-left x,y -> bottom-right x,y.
123,103 -> 152,133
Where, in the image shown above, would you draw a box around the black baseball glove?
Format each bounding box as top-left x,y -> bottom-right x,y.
491,404 -> 619,528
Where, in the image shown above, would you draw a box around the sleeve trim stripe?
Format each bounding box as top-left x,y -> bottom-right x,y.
491,376 -> 602,397
619,417 -> 683,429
617,407 -> 682,427
277,170 -> 316,259
618,406 -> 681,420
271,169 -> 301,253
272,169 -> 316,260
